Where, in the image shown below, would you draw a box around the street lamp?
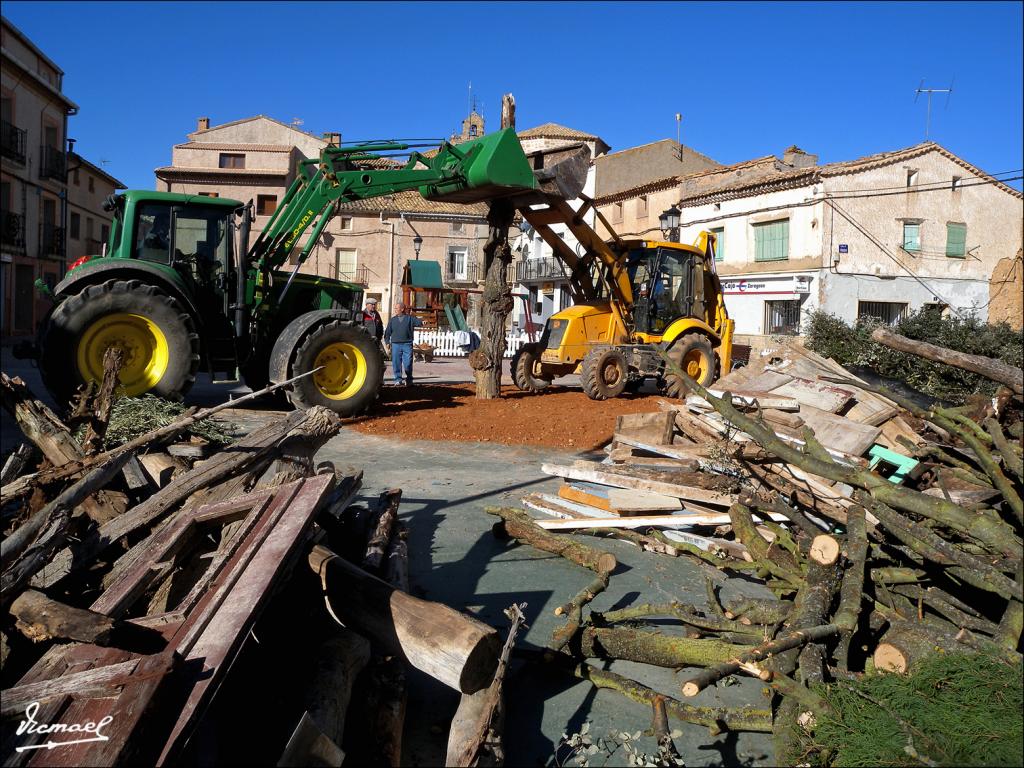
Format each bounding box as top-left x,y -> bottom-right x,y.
659,206 -> 681,243
412,235 -> 423,259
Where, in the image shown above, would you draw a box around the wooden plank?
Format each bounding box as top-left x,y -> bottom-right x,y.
541,463 -> 735,507
769,376 -> 854,414
610,436 -> 703,467
606,488 -> 682,514
798,404 -> 881,456
536,511 -> 787,531
558,483 -> 612,512
614,412 -> 675,445
1,659 -> 141,718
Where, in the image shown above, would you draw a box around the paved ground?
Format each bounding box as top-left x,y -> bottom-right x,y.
1,350 -> 774,766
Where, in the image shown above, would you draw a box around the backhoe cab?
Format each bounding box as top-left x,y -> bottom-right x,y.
512,231 -> 734,401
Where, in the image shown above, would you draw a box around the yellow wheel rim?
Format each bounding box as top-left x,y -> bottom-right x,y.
313,342 -> 367,400
76,313 -> 169,396
683,349 -> 709,382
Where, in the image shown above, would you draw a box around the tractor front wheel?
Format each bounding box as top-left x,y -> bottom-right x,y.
40,279 -> 200,408
288,320 -> 383,417
512,343 -> 552,392
663,333 -> 716,398
581,347 -> 629,401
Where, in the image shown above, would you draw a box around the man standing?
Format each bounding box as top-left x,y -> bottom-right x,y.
383,301 -> 423,386
362,298 -> 384,340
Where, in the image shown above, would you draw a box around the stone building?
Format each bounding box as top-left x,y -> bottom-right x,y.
595,142 -> 1023,343
155,114 -> 492,323
594,138 -> 719,199
1,15 -> 77,337
66,153 -> 125,265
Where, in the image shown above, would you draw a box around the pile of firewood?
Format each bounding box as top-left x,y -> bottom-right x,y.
0,353 -> 513,766
489,332 -> 1023,762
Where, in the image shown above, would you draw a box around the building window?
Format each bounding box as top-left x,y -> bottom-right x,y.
72,168 -> 79,186
256,195 -> 277,216
70,213 -> 80,239
451,220 -> 464,233
951,175 -> 962,191
447,246 -> 468,280
902,222 -> 921,252
765,300 -> 801,335
946,222 -> 967,258
88,176 -> 94,193
753,219 -> 789,262
613,202 -> 623,223
86,217 -> 94,240
340,217 -> 353,231
858,301 -> 908,325
334,248 -> 357,280
637,195 -> 648,217
218,153 -> 245,169
906,169 -> 918,187
198,191 -> 219,197
710,227 -> 724,262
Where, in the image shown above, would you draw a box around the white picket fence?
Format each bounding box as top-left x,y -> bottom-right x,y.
413,329 -> 529,358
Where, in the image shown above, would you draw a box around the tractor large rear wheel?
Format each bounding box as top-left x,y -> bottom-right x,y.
288,320 -> 383,417
663,333 -> 716,398
512,343 -> 552,392
40,279 -> 200,408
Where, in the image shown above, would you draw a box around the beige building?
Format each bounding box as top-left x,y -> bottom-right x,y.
155,114 -> 493,323
1,16 -> 78,337
595,142 -> 1023,340
66,152 -> 125,265
594,138 -> 719,199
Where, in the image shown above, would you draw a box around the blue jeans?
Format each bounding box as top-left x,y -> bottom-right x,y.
391,342 -> 413,384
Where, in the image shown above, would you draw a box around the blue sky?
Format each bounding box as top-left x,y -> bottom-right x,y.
5,1 -> 1022,191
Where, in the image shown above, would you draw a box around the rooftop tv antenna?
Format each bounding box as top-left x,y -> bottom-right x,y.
914,78 -> 954,140
675,112 -> 683,160
290,117 -> 304,127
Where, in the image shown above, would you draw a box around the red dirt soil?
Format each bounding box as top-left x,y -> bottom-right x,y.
348,383 -> 669,450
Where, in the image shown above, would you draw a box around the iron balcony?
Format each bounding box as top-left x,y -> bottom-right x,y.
1,120 -> 27,164
2,212 -> 26,251
39,145 -> 66,181
515,256 -> 567,283
39,224 -> 65,258
446,262 -> 480,283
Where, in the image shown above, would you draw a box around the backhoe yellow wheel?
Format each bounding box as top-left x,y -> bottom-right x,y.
76,313 -> 170,396
581,346 -> 629,401
663,333 -> 717,398
40,279 -> 200,408
288,320 -> 384,417
312,342 -> 367,400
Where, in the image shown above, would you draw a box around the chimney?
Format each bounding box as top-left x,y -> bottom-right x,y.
783,146 -> 817,168
197,116 -> 210,131
323,132 -> 342,146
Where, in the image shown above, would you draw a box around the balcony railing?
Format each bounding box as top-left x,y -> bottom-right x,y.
39,145 -> 66,181
2,212 -> 26,251
515,256 -> 567,283
336,264 -> 370,286
86,238 -> 104,254
445,262 -> 479,283
39,224 -> 65,258
1,120 -> 27,163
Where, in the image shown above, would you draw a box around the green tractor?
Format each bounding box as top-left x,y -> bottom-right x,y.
34,128 -> 543,416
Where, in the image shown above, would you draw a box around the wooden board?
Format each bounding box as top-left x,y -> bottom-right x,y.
614,412 -> 675,445
770,377 -> 854,414
542,463 -> 735,507
798,404 -> 881,457
536,511 -> 788,531
558,482 -> 612,512
607,488 -> 682,514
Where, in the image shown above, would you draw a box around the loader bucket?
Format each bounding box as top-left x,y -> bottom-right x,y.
420,127 -> 537,204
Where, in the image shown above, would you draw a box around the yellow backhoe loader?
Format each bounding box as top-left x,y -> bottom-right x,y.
510,192 -> 734,401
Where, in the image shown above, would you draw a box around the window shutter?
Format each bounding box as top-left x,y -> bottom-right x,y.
711,227 -> 724,261
754,219 -> 788,262
902,223 -> 920,252
946,223 -> 966,258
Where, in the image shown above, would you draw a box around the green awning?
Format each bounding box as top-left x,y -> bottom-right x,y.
403,260 -> 443,289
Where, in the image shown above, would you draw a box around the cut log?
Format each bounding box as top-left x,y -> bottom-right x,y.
278,711 -> 346,767
370,527 -> 410,768
871,326 -> 1024,395
81,346 -> 124,453
651,695 -> 682,766
308,544 -> 500,694
305,629 -> 372,749
873,623 -> 966,674
363,489 -> 402,571
9,588 -> 165,654
487,506 -> 617,574
808,534 -> 841,566
138,452 -> 188,488
578,626 -> 738,668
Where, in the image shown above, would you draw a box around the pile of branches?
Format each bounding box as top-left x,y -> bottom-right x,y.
487,334 -> 1023,765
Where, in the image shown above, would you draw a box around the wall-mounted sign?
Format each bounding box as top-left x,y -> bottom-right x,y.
721,274 -> 813,296
794,275 -> 812,294
838,244 -> 849,254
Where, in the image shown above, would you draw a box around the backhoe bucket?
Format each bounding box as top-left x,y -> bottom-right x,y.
421,128 -> 537,204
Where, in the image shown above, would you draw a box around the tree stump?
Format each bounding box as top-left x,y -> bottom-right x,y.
474,200 -> 515,399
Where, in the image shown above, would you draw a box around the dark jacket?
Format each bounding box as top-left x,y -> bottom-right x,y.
362,309 -> 384,339
384,313 -> 423,344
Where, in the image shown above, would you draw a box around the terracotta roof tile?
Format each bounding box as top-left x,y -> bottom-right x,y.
517,122 -> 601,141
174,142 -> 293,152
154,166 -> 289,177
335,189 -> 489,217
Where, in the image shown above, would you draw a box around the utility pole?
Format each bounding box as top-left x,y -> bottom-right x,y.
675,112 -> 683,160
914,79 -> 954,140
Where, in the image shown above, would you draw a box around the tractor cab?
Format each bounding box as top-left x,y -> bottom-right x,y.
622,240 -> 710,337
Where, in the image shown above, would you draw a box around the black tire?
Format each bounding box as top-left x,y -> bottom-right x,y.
40,278 -> 200,408
663,333 -> 716,398
581,347 -> 629,401
512,342 -> 552,392
288,320 -> 383,417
